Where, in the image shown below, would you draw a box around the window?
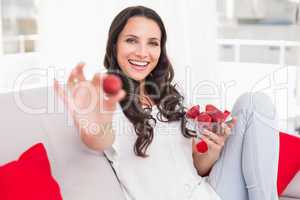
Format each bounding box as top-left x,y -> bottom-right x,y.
1,0 -> 39,54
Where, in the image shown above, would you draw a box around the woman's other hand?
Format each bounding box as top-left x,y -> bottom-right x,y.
192,117 -> 237,176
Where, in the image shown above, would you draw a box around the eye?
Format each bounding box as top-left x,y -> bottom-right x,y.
149,41 -> 159,46
125,38 -> 137,44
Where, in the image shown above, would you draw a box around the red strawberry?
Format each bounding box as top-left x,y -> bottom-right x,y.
213,112 -> 226,122
103,74 -> 122,95
205,104 -> 225,123
196,140 -> 208,153
196,112 -> 212,131
186,105 -> 200,119
205,104 -> 218,113
196,112 -> 212,123
223,110 -> 231,121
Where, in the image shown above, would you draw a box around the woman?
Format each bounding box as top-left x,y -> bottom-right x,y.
54,5 -> 299,200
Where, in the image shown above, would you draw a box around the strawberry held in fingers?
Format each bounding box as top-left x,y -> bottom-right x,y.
196,140 -> 208,153
103,74 -> 122,95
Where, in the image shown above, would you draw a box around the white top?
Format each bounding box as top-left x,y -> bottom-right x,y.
104,104 -> 221,200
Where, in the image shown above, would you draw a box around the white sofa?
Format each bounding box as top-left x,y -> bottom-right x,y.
0,87 -> 299,199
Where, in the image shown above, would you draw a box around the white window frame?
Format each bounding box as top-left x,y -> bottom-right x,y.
0,0 -> 39,56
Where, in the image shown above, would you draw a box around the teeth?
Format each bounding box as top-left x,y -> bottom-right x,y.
129,60 -> 148,67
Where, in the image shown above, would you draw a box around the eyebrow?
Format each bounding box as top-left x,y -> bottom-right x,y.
124,34 -> 160,41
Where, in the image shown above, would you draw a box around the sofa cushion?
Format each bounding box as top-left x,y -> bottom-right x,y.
0,143 -> 62,200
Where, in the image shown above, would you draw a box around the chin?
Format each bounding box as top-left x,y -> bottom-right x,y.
127,74 -> 148,82
132,76 -> 146,82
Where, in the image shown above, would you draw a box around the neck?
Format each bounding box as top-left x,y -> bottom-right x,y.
140,80 -> 146,96
139,80 -> 154,107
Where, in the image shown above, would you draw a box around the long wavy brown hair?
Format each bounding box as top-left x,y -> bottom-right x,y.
104,5 -> 194,157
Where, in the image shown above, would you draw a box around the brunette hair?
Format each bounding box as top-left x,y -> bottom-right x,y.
104,5 -> 194,157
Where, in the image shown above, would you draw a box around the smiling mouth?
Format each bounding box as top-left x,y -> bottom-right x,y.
128,59 -> 149,69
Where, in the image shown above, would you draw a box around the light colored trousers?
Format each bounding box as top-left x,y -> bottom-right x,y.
208,92 -> 280,200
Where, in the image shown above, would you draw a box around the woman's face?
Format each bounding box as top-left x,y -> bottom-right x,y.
116,16 -> 161,82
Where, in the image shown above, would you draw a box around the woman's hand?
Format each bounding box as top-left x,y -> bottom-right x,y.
54,62 -> 126,151
192,118 -> 237,176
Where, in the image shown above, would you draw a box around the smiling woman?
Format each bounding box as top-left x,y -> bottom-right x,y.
52,4 -> 298,200
54,5 -> 220,199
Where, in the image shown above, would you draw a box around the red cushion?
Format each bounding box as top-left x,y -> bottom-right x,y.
0,143 -> 63,200
277,132 -> 300,195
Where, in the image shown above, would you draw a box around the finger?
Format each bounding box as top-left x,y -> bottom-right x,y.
104,89 -> 126,108
202,129 -> 224,146
92,73 -> 104,87
199,135 -> 216,149
75,62 -> 87,81
76,61 -> 86,71
67,63 -> 86,89
91,73 -> 105,104
54,79 -> 67,104
192,138 -> 197,153
221,123 -> 232,137
108,89 -> 126,103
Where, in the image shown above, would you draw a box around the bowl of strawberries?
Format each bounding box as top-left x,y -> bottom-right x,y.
186,104 -> 232,153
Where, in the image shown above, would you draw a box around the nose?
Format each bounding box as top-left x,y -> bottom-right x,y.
135,44 -> 148,59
